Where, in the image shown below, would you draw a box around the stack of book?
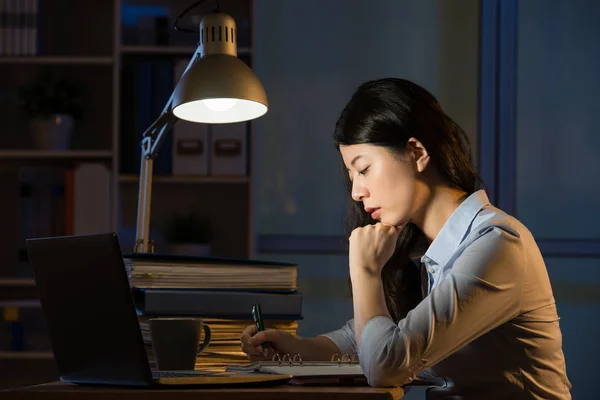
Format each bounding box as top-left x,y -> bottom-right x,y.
124,252 -> 302,368
138,316 -> 298,369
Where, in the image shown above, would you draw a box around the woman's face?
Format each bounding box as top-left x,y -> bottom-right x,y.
339,141 -> 429,228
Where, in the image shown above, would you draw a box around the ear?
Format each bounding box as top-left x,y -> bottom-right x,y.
406,137 -> 430,173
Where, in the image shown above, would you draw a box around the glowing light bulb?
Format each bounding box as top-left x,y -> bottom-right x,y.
204,98 -> 237,112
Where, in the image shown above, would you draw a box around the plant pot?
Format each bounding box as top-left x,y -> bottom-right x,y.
29,114 -> 74,150
167,242 -> 211,257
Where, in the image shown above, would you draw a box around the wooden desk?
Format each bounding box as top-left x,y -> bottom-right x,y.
1,381 -> 405,400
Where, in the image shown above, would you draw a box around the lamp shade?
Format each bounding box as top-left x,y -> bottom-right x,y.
172,54 -> 268,124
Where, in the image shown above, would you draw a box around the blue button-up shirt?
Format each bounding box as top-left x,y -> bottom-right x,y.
322,190 -> 572,399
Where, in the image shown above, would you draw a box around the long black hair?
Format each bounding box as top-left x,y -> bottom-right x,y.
333,78 -> 484,322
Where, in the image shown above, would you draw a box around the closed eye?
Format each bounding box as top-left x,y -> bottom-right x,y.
347,166 -> 370,182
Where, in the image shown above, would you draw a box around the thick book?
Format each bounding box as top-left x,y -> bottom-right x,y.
123,253 -> 297,291
133,289 -> 303,319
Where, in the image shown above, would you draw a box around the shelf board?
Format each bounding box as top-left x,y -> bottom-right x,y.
0,150 -> 112,162
120,45 -> 252,56
0,299 -> 40,308
119,174 -> 249,184
0,278 -> 35,287
0,351 -> 53,360
0,56 -> 113,65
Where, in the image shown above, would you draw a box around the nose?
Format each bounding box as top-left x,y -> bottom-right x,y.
351,179 -> 368,202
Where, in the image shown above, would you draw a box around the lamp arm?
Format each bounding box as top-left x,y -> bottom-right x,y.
143,49 -> 200,158
134,49 -> 200,253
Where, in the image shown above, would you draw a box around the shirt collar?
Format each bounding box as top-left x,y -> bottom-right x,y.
422,190 -> 490,268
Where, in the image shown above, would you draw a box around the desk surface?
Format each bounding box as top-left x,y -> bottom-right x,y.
1,381 -> 405,400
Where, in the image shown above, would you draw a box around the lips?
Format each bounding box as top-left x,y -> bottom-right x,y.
365,207 -> 381,220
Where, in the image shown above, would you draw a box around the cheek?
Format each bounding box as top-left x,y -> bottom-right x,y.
389,173 -> 417,211
399,181 -> 417,208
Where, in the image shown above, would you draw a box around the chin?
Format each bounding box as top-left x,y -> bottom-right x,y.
382,217 -> 407,228
380,218 -> 400,227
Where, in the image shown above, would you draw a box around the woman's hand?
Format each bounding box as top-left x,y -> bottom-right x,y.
348,223 -> 400,344
349,223 -> 401,276
239,325 -> 301,362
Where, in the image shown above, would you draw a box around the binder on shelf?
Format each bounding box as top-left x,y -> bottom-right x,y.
0,0 -> 39,56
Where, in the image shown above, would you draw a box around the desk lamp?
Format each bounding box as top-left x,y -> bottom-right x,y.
133,0 -> 268,253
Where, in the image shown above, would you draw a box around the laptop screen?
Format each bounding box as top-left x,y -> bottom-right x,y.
26,233 -> 153,386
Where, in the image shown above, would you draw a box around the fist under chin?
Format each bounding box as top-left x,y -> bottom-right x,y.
381,218 -> 406,229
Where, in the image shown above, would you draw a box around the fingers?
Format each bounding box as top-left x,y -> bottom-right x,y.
375,222 -> 402,237
239,324 -> 258,345
244,346 -> 277,362
240,325 -> 263,358
241,342 -> 264,356
248,329 -> 275,346
240,327 -> 283,360
352,223 -> 399,239
241,325 -> 274,359
376,221 -> 398,230
241,341 -> 279,360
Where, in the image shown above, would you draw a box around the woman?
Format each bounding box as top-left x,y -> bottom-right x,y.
240,78 -> 572,399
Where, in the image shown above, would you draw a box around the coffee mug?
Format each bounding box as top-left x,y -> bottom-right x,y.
148,317 -> 211,370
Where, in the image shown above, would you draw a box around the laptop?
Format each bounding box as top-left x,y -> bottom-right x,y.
26,232 -> 291,387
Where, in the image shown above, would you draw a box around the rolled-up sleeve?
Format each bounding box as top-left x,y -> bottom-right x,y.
319,318 -> 357,357
359,226 -> 525,387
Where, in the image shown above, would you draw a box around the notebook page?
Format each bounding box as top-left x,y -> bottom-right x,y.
227,361 -> 363,375
260,364 -> 363,377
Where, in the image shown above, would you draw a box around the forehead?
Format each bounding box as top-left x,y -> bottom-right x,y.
339,143 -> 385,166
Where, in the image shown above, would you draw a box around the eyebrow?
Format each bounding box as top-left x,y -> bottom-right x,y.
350,155 -> 363,167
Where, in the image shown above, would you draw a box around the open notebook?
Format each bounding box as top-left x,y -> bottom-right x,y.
226,353 -> 444,386
227,354 -> 364,385
229,361 -> 364,378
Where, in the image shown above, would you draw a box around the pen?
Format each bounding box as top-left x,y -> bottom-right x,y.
251,303 -> 269,351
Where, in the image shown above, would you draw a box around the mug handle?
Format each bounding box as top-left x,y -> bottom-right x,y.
197,323 -> 211,354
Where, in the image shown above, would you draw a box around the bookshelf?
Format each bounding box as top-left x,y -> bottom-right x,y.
0,278 -> 36,286
119,174 -> 250,184
0,150 -> 113,160
0,351 -> 53,359
0,56 -> 114,65
0,0 -> 258,384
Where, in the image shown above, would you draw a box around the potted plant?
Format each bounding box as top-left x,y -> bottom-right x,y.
163,212 -> 213,256
18,69 -> 85,150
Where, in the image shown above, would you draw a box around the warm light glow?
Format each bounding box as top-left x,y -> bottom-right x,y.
203,98 -> 238,112
172,99 -> 267,124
